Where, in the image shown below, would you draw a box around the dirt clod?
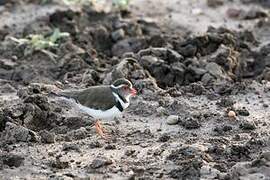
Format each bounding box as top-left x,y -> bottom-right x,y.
51,158 -> 70,169
239,121 -> 256,130
1,153 -> 24,168
89,156 -> 113,169
39,130 -> 55,144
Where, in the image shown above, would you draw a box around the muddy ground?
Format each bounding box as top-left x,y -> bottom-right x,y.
0,0 -> 270,179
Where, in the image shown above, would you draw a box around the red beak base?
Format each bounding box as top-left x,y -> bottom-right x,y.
130,88 -> 137,96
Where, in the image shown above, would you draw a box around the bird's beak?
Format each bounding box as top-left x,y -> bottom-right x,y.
130,88 -> 137,96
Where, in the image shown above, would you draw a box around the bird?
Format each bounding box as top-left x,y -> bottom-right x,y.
54,78 -> 137,138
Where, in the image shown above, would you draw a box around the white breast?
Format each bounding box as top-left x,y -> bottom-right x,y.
77,103 -> 122,120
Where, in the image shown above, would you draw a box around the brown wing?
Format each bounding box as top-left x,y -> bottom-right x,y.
59,86 -> 117,111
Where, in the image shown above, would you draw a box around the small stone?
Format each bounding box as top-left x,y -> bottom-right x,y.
188,65 -> 207,76
192,8 -> 203,15
237,107 -> 250,116
104,144 -> 116,150
201,73 -> 215,85
144,128 -> 151,135
230,144 -> 250,157
228,111 -> 236,119
156,107 -> 167,116
67,127 -> 88,140
176,44 -> 197,57
166,115 -> 179,125
89,156 -> 113,169
180,117 -> 201,129
140,55 -> 159,67
261,151 -> 270,161
89,140 -> 103,149
112,37 -> 146,57
64,173 -> 76,178
1,153 -> 24,167
214,125 -> 233,134
242,9 -> 268,20
217,98 -> 235,107
158,133 -> 170,142
132,166 -> 146,174
205,62 -> 225,79
1,122 -> 36,143
48,152 -> 54,156
200,165 -> 221,179
111,29 -> 125,41
0,58 -> 17,70
239,121 -> 256,130
125,149 -> 136,156
227,8 -> 242,18
167,49 -> 184,63
207,0 -> 224,7
233,133 -> 251,141
62,143 -> 81,152
51,158 -> 70,169
262,68 -> 270,81
0,83 -> 16,93
39,130 -> 55,144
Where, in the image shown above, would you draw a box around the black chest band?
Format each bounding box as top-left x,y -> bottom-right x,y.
115,100 -> 124,112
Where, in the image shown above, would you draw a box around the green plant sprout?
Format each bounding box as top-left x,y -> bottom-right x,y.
41,0 -> 131,9
112,0 -> 130,10
9,28 -> 69,62
61,0 -> 130,10
62,0 -> 93,5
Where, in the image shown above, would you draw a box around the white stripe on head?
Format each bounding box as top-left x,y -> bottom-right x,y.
111,84 -> 123,89
111,84 -> 132,89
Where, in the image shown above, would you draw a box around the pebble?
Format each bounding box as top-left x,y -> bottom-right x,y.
156,107 -> 167,116
62,143 -> 81,152
239,121 -> 256,130
237,107 -> 250,116
1,153 -> 25,167
90,156 -> 113,169
104,144 -> 116,150
261,151 -> 270,161
205,62 -> 225,79
200,165 -> 220,179
158,133 -> 171,142
111,29 -> 125,41
166,115 -> 179,125
125,149 -> 136,156
207,0 -> 224,8
180,117 -> 201,129
228,110 -> 236,119
51,158 -> 70,169
39,130 -> 55,144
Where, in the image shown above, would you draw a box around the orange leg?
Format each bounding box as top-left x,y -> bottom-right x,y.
95,120 -> 107,139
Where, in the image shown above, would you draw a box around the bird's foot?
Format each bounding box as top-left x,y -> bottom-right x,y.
95,120 -> 108,139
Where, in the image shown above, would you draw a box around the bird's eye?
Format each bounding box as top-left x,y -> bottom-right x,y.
124,86 -> 129,90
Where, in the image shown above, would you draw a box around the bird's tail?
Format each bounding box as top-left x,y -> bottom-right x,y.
49,91 -> 79,104
48,91 -> 61,97
49,91 -> 71,99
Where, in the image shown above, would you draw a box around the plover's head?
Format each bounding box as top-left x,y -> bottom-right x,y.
111,78 -> 137,99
